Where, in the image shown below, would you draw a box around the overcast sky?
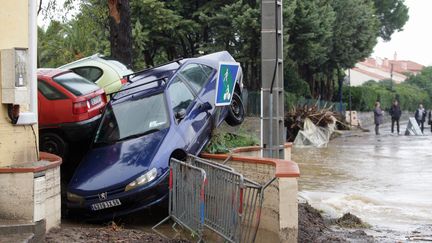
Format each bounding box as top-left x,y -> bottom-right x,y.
372,0 -> 432,66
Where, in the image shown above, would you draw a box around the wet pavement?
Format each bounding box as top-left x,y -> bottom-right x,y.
293,120 -> 432,242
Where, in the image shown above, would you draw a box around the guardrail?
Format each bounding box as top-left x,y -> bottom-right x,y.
154,155 -> 275,243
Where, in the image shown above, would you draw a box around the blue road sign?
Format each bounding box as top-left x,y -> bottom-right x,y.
215,62 -> 240,106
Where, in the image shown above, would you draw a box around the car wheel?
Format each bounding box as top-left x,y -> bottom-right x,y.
40,132 -> 68,158
225,92 -> 245,126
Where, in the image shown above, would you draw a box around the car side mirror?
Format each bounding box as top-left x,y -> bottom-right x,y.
199,102 -> 212,112
175,109 -> 186,121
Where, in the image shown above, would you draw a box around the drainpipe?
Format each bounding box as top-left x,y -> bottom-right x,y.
16,0 -> 37,125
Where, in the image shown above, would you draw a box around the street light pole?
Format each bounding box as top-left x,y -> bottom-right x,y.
390,63 -> 394,91
348,69 -> 352,126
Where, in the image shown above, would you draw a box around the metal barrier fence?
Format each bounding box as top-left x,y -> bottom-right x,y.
154,155 -> 274,243
153,158 -> 207,241
186,155 -> 266,243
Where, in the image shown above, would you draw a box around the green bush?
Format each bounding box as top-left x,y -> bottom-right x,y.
340,80 -> 429,112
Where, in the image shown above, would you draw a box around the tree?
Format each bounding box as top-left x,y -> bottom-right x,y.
373,0 -> 409,41
406,66 -> 432,103
329,0 -> 379,104
108,0 -> 132,67
286,0 -> 335,97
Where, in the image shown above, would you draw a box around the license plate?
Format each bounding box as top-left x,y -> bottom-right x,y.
90,96 -> 102,106
91,199 -> 121,211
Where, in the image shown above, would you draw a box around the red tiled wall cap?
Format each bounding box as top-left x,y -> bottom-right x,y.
200,152 -> 300,178
0,152 -> 62,173
231,143 -> 292,153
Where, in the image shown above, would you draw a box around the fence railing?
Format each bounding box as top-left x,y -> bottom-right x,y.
154,155 -> 275,243
153,158 -> 207,241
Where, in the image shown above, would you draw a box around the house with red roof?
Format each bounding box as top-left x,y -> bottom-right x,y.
348,53 -> 424,86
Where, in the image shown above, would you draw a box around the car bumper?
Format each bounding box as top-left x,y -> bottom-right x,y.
67,171 -> 169,221
58,114 -> 102,142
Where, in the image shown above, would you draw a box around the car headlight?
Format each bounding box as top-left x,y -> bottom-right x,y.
67,192 -> 84,204
125,168 -> 158,192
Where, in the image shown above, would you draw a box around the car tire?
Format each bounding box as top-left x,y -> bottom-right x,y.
225,92 -> 245,126
40,132 -> 68,158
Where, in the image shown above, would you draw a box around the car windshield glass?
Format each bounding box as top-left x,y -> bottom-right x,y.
53,72 -> 99,96
94,93 -> 169,144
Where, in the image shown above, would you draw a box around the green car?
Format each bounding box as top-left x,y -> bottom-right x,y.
59,54 -> 133,96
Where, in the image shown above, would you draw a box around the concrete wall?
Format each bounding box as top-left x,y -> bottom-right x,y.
0,0 -> 38,166
0,153 -> 62,234
0,172 -> 34,220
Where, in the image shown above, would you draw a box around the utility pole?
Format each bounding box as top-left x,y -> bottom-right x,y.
261,0 -> 284,159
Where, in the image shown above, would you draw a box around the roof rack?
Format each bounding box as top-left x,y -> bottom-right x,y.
109,76 -> 168,100
124,57 -> 184,83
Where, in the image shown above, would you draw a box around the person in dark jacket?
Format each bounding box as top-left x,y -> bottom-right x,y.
415,103 -> 426,133
374,101 -> 384,135
428,109 -> 432,132
389,100 -> 402,134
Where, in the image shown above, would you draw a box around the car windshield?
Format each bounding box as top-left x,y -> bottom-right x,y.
53,72 -> 99,96
94,93 -> 169,144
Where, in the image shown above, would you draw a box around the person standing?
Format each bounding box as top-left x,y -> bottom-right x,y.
389,100 -> 402,134
428,109 -> 432,133
415,103 -> 426,133
374,101 -> 384,135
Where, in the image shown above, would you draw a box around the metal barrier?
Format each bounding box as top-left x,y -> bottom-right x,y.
187,155 -> 270,243
154,155 -> 274,243
153,158 -> 207,241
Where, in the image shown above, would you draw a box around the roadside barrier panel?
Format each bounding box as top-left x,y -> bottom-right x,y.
153,158 -> 207,241
187,155 -> 274,243
154,155 -> 275,243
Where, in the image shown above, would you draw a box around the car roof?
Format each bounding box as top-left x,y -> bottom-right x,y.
110,51 -> 236,102
37,68 -> 71,78
58,54 -> 133,75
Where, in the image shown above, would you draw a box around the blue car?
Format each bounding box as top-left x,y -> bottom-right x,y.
66,51 -> 244,219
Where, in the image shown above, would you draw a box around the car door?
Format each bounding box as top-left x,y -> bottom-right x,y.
167,74 -> 209,154
178,63 -> 216,151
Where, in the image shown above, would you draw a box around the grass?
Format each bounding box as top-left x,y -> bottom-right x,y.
204,131 -> 259,154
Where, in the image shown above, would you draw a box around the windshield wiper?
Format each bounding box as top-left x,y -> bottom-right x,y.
117,128 -> 161,142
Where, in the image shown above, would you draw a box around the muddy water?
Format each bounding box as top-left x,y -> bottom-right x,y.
293,124 -> 432,240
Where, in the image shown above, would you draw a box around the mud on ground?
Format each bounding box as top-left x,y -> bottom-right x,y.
45,222 -> 189,243
299,202 -> 374,243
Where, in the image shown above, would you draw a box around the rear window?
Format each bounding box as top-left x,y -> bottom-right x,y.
53,72 -> 100,96
71,66 -> 103,82
38,80 -> 68,100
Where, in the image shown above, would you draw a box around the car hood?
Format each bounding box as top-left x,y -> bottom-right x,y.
68,128 -> 169,194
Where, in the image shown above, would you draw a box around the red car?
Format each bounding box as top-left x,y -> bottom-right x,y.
37,69 -> 107,158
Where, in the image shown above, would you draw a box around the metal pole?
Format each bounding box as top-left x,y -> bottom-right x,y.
390,63 -> 394,91
349,69 -> 352,126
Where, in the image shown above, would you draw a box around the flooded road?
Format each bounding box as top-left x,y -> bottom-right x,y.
293,122 -> 432,241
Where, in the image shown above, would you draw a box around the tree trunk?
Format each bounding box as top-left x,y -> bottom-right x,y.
108,0 -> 132,68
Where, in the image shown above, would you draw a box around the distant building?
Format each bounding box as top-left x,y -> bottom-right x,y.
348,54 -> 424,86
